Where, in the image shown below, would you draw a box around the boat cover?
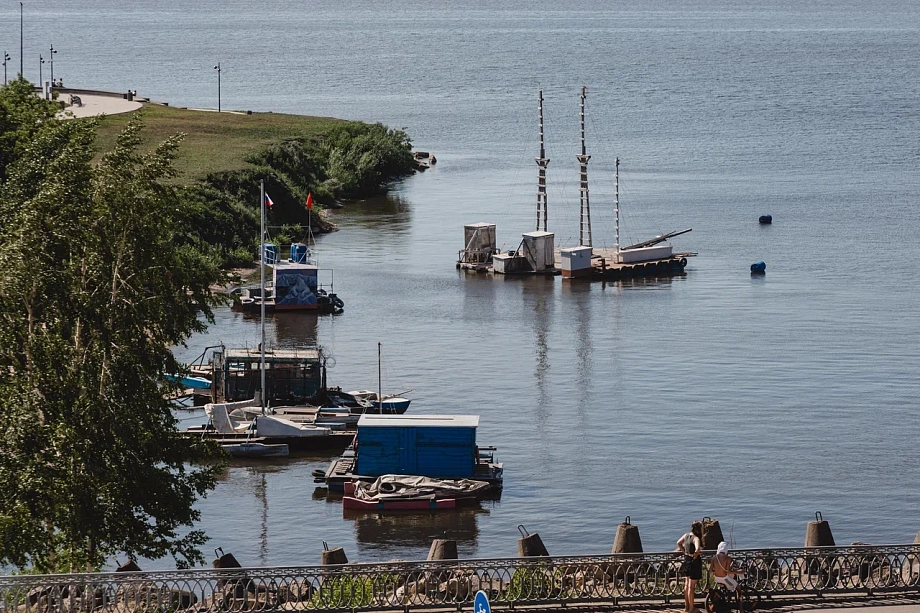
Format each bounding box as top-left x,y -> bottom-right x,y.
205,400 -> 258,434
352,475 -> 490,501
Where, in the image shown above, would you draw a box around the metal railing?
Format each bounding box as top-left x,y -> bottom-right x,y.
2,543 -> 919,613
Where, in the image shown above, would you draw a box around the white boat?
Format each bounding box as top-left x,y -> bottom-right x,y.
345,390 -> 411,413
346,342 -> 412,414
185,399 -> 353,452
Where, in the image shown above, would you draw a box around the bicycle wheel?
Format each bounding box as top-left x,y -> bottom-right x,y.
705,589 -> 727,613
741,588 -> 761,612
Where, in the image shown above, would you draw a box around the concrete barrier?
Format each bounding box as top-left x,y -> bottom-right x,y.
517,524 -> 550,557
805,511 -> 835,547
612,516 -> 643,554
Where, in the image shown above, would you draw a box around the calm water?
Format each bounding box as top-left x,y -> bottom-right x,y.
5,0 -> 920,566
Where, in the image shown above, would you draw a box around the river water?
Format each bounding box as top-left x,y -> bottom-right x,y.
5,0 -> 920,566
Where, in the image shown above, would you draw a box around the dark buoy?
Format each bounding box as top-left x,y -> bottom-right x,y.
428,538 -> 458,560
612,516 -> 643,554
759,215 -> 772,224
691,517 -> 725,551
805,511 -> 835,547
751,261 -> 766,273
517,524 -> 550,557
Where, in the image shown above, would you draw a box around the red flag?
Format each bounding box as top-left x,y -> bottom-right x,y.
306,193 -> 313,210
264,193 -> 274,210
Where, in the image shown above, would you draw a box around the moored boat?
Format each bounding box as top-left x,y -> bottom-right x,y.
314,414 -> 503,494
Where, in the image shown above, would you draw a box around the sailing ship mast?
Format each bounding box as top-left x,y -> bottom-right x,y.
614,157 -> 620,255
259,179 -> 266,415
577,86 -> 592,247
536,91 -> 550,232
377,342 -> 382,410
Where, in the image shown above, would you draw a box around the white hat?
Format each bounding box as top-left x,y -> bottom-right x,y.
717,541 -> 729,555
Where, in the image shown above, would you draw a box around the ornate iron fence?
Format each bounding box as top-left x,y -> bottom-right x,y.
2,544 -> 919,613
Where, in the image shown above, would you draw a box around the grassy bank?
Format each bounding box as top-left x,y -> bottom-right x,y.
91,103 -> 415,268
94,104 -> 344,181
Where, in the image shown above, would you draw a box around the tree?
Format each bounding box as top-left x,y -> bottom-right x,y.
0,83 -> 225,572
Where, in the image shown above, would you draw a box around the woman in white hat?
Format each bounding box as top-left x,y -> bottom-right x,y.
710,541 -> 744,604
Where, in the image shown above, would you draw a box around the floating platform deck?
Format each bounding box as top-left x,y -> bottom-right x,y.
458,247 -> 695,279
565,247 -> 696,281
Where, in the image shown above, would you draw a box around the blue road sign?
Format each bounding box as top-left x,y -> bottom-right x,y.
474,590 -> 491,613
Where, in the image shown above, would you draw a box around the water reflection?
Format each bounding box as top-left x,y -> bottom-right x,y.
326,194 -> 413,233
460,270 -> 497,323
271,312 -> 319,346
349,507 -> 487,556
520,277 -> 555,434
561,281 -> 593,434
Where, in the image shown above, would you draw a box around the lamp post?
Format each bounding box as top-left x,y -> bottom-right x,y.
49,43 -> 56,86
38,54 -> 43,86
213,62 -> 221,112
19,2 -> 23,77
2,52 -> 10,84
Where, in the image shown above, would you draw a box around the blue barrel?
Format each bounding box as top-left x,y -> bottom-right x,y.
759,215 -> 773,224
262,243 -> 278,264
751,261 -> 766,273
290,242 -> 308,263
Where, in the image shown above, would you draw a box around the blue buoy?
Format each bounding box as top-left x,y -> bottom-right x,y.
751,261 -> 766,273
759,215 -> 773,224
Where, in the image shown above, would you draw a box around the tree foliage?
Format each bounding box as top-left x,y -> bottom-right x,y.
0,82 -> 225,572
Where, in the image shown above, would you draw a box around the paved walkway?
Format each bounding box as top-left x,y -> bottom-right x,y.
57,93 -> 142,119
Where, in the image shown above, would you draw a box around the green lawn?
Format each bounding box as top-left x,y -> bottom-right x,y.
93,103 -> 344,181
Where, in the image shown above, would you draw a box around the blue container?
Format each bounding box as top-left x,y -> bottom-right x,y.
290,242 -> 308,263
356,415 -> 478,478
262,243 -> 278,264
751,261 -> 766,273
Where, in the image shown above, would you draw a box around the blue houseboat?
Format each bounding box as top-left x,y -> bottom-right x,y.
314,414 -> 503,494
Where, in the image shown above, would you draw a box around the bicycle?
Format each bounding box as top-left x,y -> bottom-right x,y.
704,561 -> 762,613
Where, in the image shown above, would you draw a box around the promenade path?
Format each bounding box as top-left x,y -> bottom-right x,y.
552,595 -> 920,613
57,93 -> 142,118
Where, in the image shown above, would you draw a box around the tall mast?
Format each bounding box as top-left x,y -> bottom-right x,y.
536,91 -> 550,232
259,179 -> 266,415
614,157 -> 620,254
577,86 -> 592,246
377,342 -> 382,410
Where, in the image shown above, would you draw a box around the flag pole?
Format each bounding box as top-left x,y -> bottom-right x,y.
259,179 -> 266,415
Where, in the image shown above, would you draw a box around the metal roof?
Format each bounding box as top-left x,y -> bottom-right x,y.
223,347 -> 321,362
358,414 -> 480,428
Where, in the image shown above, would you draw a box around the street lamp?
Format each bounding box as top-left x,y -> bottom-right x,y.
38,54 -> 44,86
213,62 -> 221,112
49,44 -> 56,87
2,52 -> 10,85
